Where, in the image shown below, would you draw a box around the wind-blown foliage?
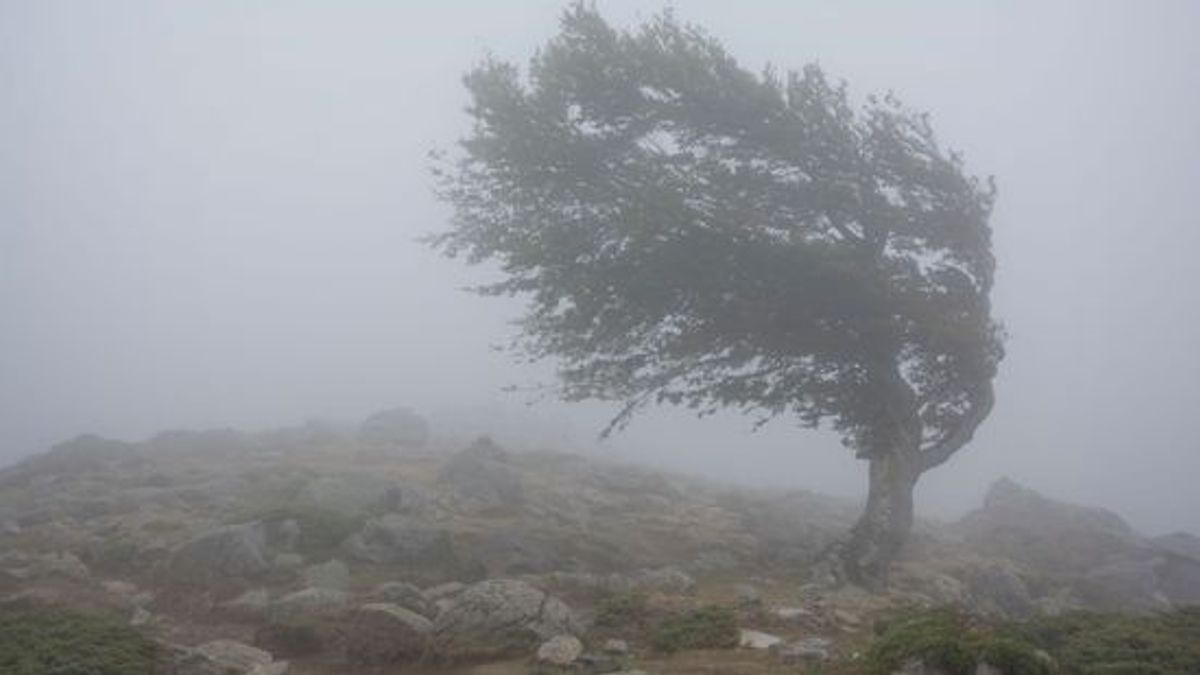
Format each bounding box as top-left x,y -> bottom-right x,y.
434,5 -> 1000,466
432,5 -> 1002,581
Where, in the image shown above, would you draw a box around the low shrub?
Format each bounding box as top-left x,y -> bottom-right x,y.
866,608 -> 1048,675
651,605 -> 739,653
594,590 -> 650,630
0,606 -> 159,674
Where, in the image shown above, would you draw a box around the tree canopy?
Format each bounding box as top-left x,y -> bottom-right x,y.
434,5 -> 1002,476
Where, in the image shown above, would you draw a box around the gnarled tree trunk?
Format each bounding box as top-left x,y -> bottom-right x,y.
820,450 -> 921,589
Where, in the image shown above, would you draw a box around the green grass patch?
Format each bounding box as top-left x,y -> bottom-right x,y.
866,608 -> 1048,675
1015,607 -> 1200,675
0,606 -> 159,675
651,605 -> 739,653
594,590 -> 651,630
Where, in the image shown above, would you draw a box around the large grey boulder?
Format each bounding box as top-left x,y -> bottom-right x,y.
292,474 -> 396,516
437,437 -> 524,515
536,635 -> 583,666
370,581 -> 434,618
1152,532 -> 1200,605
172,639 -> 285,675
957,478 -> 1147,576
343,515 -> 460,570
302,559 -> 350,591
345,603 -> 433,665
432,579 -> 581,660
964,563 -> 1034,618
1078,557 -> 1171,610
358,407 -> 430,451
168,521 -> 270,582
271,587 -> 352,620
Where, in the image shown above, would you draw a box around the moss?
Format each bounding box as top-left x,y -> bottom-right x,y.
0,606 -> 159,674
651,605 -> 739,653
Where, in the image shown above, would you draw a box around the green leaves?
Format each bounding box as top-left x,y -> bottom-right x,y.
432,4 -> 1001,459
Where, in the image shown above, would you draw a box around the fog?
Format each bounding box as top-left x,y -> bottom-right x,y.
2,1 -> 1198,535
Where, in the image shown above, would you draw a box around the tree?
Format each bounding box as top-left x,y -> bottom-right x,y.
431,5 -> 1003,586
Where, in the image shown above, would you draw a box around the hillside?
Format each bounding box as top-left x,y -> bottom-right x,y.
2,418 -> 1198,674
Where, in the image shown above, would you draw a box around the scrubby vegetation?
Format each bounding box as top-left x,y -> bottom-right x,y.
593,590 -> 650,630
865,607 -> 1200,675
651,605 -> 740,653
0,605 -> 159,675
1016,607 -> 1200,675
866,608 -> 1049,675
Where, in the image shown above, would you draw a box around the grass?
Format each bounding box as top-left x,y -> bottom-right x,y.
865,607 -> 1200,675
651,605 -> 740,653
1014,607 -> 1200,675
0,605 -> 159,675
593,590 -> 651,630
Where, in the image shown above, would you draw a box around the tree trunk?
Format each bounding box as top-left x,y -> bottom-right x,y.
826,451 -> 920,589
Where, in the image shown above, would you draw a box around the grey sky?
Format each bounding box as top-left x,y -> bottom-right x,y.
2,1 -> 1198,534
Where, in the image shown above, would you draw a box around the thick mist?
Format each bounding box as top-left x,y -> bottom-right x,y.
2,1 -> 1198,535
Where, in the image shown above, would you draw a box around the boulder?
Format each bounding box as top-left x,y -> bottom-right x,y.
964,563 -> 1034,618
174,639 -> 281,675
632,567 -> 695,595
432,579 -> 581,660
343,515 -> 459,570
370,581 -> 434,618
292,474 -> 397,517
957,478 -> 1148,575
1078,557 -> 1171,610
536,635 -> 583,666
271,587 -> 352,620
358,407 -> 430,451
437,437 -> 524,515
168,521 -> 270,582
345,603 -> 433,665
302,559 -> 350,591
222,588 -> 271,620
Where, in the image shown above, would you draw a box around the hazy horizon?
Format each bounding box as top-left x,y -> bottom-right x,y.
3,1 -> 1198,536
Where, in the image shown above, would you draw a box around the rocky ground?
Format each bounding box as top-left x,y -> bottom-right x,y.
1,418 -> 1198,674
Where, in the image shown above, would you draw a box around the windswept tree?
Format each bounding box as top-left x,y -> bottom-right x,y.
431,5 -> 1003,585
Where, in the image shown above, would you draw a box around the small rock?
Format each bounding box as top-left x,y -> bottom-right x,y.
834,608 -> 862,628
188,639 -> 276,674
773,636 -> 832,664
130,607 -> 152,626
739,629 -> 783,649
772,606 -> 820,625
632,567 -> 695,595
603,639 -> 629,655
537,635 -> 584,666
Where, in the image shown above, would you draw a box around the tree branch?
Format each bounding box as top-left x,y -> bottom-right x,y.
917,381 -> 994,472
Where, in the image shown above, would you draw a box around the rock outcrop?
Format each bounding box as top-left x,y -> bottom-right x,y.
432,579 -> 581,660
